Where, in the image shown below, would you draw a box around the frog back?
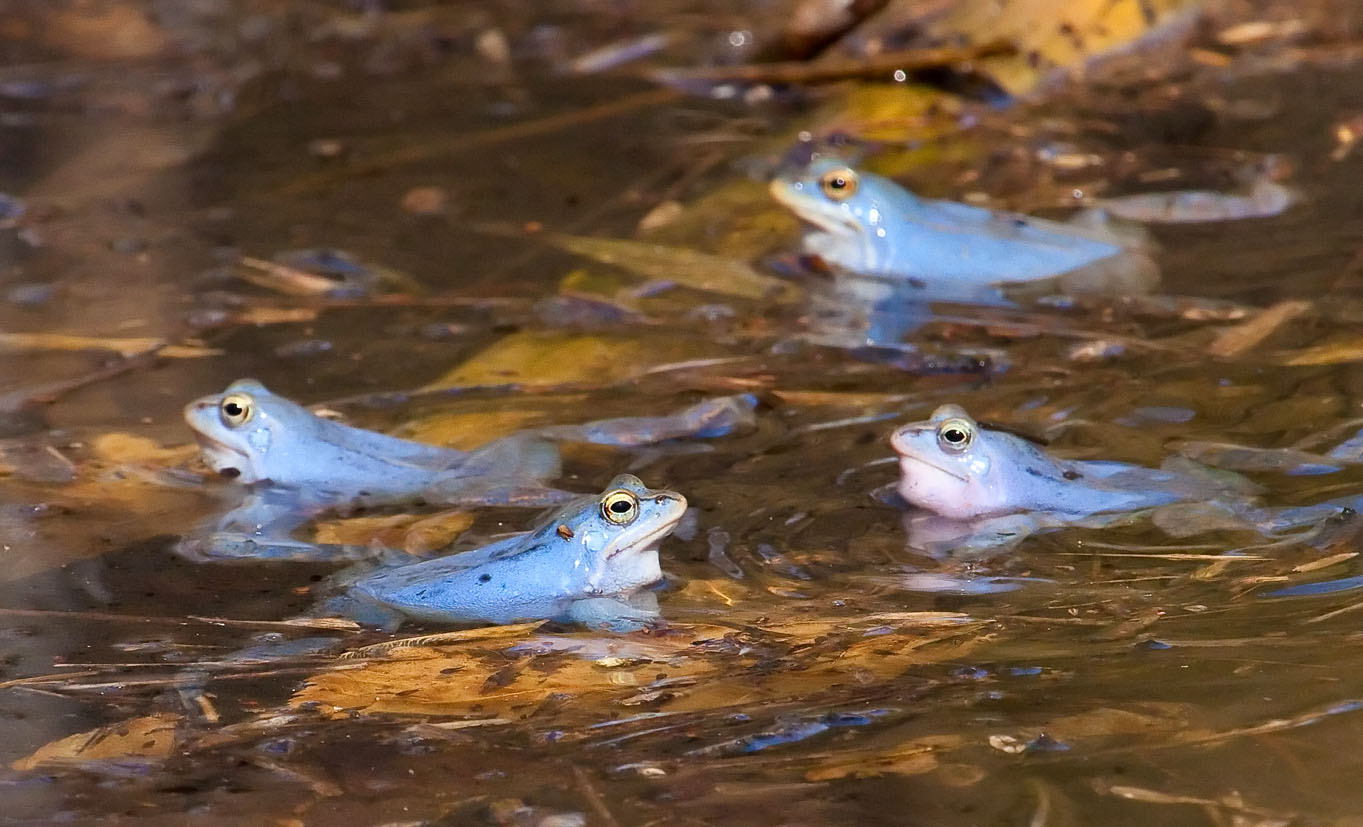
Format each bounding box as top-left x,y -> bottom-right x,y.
356,541 -> 592,625
883,199 -> 1123,285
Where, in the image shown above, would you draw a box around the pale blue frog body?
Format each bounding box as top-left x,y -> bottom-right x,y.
184,379 -> 563,507
181,380 -> 741,562
770,159 -> 1157,302
888,404 -> 1254,555
335,474 -> 685,628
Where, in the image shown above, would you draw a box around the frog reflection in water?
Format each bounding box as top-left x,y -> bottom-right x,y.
181,379 -> 748,561
327,474 -> 685,630
888,404 -> 1253,555
770,159 -> 1157,347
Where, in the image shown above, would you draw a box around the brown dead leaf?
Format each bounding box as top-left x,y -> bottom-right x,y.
805,734 -> 964,781
312,511 -> 474,554
294,634 -> 705,718
91,433 -> 198,466
13,714 -> 180,771
43,5 -> 169,59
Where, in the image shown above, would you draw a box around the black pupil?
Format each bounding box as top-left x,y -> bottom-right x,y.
224,402 -> 243,417
828,177 -> 846,189
944,428 -> 965,443
610,499 -> 632,513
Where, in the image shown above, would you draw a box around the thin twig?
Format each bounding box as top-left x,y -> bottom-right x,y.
0,607 -> 359,632
647,41 -> 1014,87
573,766 -> 623,827
280,88 -> 680,194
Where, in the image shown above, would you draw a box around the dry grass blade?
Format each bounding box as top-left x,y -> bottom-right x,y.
237,256 -> 342,296
0,332 -> 219,359
1275,337 -> 1363,365
339,621 -> 546,659
0,607 -> 359,632
1302,600 -> 1363,624
1055,552 -> 1268,561
1207,299 -> 1312,358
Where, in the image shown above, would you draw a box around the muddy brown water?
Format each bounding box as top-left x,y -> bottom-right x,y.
6,2 -> 1363,824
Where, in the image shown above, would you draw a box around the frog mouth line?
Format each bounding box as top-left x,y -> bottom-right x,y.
192,433 -> 251,471
896,452 -> 969,483
768,184 -> 861,237
605,514 -> 683,560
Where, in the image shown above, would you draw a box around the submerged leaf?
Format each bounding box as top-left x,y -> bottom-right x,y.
13,714 -> 181,771
545,234 -> 802,302
424,331 -> 717,389
311,511 -> 474,554
91,433 -> 198,465
395,408 -> 552,449
929,0 -> 1199,95
1276,338 -> 1363,366
0,332 -> 219,359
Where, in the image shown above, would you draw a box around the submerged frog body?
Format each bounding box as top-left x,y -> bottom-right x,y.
770,158 -> 1156,300
185,379 -> 562,506
890,404 -> 1221,521
337,474 -> 685,628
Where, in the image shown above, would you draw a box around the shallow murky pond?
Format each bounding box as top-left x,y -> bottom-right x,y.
8,1 -> 1363,824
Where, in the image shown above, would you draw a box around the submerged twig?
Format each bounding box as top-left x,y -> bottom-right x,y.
0,607 -> 359,632
339,621 -> 545,659
648,41 -> 1014,88
280,88 -> 679,194
573,766 -> 623,827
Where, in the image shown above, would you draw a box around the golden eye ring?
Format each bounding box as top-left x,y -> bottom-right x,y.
219,393 -> 255,428
937,418 -> 973,452
818,167 -> 859,202
600,489 -> 640,525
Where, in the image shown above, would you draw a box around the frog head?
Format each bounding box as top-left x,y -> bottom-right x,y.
183,379 -> 320,484
890,404 -> 1027,519
769,157 -> 916,275
537,473 -> 687,594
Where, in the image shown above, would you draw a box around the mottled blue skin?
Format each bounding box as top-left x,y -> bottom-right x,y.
770,158 -> 1127,293
891,404 -> 1207,520
345,474 -> 685,626
181,381 -> 747,563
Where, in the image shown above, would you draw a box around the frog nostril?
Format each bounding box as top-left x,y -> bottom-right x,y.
219,467 -> 241,479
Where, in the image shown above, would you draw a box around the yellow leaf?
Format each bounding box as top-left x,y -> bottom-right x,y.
545,234 -> 801,302
395,408 -> 551,449
930,0 -> 1198,95
1276,338 -> 1363,366
423,331 -> 716,389
13,714 -> 180,771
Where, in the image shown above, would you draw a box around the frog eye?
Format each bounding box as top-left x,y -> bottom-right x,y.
819,167 -> 859,202
600,489 -> 640,525
937,418 -> 974,452
219,393 -> 255,428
